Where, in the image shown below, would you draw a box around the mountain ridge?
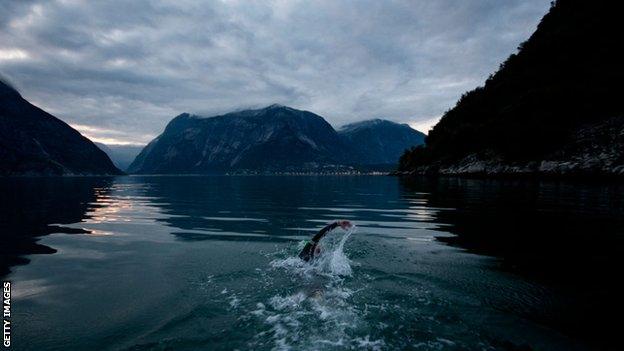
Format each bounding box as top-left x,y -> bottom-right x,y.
0,78 -> 122,176
338,119 -> 425,165
128,105 -> 349,174
128,105 -> 425,174
397,0 -> 624,177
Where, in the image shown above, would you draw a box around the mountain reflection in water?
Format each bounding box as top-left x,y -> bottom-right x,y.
1,176 -> 622,350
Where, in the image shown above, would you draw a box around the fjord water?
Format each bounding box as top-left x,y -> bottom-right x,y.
1,176 -> 623,350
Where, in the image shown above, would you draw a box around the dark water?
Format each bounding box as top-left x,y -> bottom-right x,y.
1,176 -> 622,350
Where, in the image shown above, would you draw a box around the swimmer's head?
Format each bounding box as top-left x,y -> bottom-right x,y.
338,220 -> 352,230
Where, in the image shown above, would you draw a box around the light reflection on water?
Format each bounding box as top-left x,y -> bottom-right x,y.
0,176 -> 622,350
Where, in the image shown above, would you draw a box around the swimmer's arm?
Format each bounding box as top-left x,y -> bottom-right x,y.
310,222 -> 339,242
299,221 -> 351,261
310,220 -> 351,243
298,223 -> 337,262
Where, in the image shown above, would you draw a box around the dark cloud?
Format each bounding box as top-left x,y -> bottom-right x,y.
0,0 -> 551,143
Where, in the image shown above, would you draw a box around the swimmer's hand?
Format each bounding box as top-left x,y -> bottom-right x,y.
338,220 -> 352,230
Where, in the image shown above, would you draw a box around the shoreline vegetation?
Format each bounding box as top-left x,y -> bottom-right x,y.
397,0 -> 624,178
391,168 -> 624,181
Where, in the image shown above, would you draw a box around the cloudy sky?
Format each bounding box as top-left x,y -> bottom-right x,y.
0,0 -> 551,145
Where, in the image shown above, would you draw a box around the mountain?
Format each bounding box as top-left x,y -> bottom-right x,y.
338,119 -> 425,165
398,0 -> 624,176
95,143 -> 144,172
128,105 -> 350,174
0,79 -> 122,176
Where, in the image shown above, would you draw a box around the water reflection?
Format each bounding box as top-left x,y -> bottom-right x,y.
399,176 -> 624,347
3,176 -> 624,350
134,176 -> 429,242
4,176 -> 622,281
398,177 -> 624,275
0,177 -> 113,276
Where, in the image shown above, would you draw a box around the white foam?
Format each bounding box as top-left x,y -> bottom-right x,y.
270,225 -> 357,278
269,292 -> 307,310
354,335 -> 385,350
253,225 -> 385,350
229,295 -> 240,308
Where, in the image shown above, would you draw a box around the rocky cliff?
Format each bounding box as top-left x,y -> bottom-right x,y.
0,79 -> 122,176
397,0 -> 624,177
128,105 -> 349,174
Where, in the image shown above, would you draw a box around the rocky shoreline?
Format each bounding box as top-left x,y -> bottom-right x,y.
391,157 -> 624,178
395,115 -> 624,179
392,152 -> 624,178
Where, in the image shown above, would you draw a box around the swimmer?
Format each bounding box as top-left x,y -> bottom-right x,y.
299,220 -> 352,262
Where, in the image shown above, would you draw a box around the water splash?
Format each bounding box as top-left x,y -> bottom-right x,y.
270,225 -> 357,278
252,225 -> 383,350
315,224 -> 356,276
